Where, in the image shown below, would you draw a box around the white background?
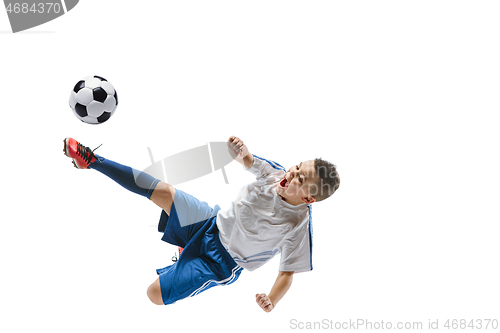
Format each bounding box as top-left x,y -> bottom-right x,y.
1,1 -> 499,332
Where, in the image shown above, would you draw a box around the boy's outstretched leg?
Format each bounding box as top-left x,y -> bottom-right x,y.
63,137 -> 175,213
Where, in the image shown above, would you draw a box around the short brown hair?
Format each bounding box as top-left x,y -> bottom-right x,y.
311,158 -> 340,202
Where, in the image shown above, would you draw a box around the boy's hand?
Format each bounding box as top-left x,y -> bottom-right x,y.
255,293 -> 274,312
227,136 -> 250,160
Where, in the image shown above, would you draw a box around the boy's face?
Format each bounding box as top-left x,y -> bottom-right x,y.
276,160 -> 318,205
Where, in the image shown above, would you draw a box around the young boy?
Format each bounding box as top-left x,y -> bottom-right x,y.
63,136 -> 340,312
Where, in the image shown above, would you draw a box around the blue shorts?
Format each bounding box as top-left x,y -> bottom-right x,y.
156,189 -> 243,305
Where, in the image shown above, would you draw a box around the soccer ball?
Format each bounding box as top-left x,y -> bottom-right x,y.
69,75 -> 118,124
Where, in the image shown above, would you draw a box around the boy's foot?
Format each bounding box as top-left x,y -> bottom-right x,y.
63,137 -> 102,169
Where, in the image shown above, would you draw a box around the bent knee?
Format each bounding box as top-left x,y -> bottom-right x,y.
152,182 -> 176,199
147,280 -> 164,305
150,182 -> 176,214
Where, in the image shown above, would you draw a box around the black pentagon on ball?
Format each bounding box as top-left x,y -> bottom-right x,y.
93,87 -> 108,103
114,91 -> 118,104
97,111 -> 111,123
73,80 -> 85,93
74,103 -> 88,117
94,75 -> 107,81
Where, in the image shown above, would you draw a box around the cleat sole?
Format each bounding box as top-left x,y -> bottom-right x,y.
63,138 -> 71,157
64,138 -> 81,169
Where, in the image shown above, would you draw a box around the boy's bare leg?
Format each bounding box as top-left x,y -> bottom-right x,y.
150,182 -> 176,215
147,278 -> 163,305
147,182 -> 176,305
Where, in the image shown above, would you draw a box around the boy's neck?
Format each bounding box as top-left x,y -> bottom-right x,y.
278,193 -> 307,206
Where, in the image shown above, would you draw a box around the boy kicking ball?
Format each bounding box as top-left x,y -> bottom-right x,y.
63,136 -> 340,312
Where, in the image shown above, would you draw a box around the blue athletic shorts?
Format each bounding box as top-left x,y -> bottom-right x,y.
156,189 -> 243,305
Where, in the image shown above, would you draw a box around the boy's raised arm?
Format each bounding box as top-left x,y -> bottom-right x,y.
228,136 -> 254,169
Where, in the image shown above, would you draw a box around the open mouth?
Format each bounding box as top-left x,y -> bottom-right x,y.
279,177 -> 289,189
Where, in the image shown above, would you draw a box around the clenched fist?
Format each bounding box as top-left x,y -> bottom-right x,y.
228,136 -> 250,160
256,293 -> 274,312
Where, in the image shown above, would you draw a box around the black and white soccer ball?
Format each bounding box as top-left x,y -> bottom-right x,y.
69,75 -> 118,124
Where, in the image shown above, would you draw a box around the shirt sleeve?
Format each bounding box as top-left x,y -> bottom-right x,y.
279,220 -> 313,273
246,155 -> 286,181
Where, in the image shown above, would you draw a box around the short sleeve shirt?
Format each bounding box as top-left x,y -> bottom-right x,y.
216,155 -> 313,273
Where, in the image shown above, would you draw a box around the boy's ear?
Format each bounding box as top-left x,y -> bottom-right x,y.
302,196 -> 316,204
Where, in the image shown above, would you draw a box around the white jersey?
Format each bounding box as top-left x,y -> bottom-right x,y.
216,155 -> 313,273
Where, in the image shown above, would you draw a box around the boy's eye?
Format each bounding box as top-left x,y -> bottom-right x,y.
299,176 -> 303,183
296,165 -> 299,170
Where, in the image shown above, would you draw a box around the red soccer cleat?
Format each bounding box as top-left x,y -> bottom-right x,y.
63,137 -> 102,169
